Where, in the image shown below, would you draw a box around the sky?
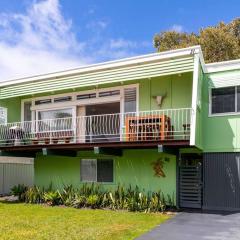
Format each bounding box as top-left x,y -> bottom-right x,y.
0,0 -> 239,81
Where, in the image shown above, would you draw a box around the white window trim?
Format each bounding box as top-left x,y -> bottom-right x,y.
21,84 -> 139,121
208,86 -> 240,117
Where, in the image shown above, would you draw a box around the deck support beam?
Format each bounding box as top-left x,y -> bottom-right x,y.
93,147 -> 122,156
42,148 -> 77,157
0,150 -> 37,158
157,144 -> 179,156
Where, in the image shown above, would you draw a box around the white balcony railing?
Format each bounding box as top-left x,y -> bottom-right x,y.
0,108 -> 193,146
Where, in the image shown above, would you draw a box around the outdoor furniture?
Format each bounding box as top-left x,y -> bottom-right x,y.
125,115 -> 172,141
32,130 -> 74,144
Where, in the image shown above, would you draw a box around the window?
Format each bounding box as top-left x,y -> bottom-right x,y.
77,93 -> 96,100
99,90 -> 120,97
54,96 -> 72,103
38,108 -> 73,131
38,108 -> 72,120
35,99 -> 52,105
211,86 -> 240,115
23,101 -> 32,121
80,159 -> 113,183
124,88 -> 136,113
0,107 -> 7,124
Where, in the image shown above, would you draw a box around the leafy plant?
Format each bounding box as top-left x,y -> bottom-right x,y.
11,184 -> 28,202
72,194 -> 86,208
43,191 -> 61,206
20,183 -> 175,212
86,195 -> 99,209
25,186 -> 44,204
58,185 -> 75,206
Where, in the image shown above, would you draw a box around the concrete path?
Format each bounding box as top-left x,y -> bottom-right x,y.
137,211 -> 240,240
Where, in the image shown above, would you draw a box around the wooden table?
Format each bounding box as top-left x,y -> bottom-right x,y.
125,115 -> 172,141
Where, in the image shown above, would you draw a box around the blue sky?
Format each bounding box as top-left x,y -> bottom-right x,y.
0,0 -> 239,80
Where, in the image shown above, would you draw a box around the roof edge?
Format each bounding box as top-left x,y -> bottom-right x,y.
0,45 -> 201,88
205,59 -> 240,73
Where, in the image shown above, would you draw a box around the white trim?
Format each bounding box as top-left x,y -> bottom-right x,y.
0,46 -> 202,87
190,54 -> 200,146
205,59 -> 240,73
208,85 -> 240,117
0,157 -> 34,164
21,84 -> 139,120
21,99 -> 33,122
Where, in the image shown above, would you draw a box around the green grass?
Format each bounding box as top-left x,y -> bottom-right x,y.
0,202 -> 170,240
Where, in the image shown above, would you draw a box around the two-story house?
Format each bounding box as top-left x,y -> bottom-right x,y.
0,45 -> 240,211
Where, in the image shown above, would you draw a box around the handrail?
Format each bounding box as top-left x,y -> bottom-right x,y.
0,108 -> 193,146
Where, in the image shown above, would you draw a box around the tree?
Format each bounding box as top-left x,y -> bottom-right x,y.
153,18 -> 240,63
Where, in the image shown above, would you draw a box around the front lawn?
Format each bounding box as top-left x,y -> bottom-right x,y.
0,202 -> 170,240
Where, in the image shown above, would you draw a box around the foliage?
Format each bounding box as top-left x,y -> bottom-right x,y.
0,202 -> 170,240
25,186 -> 44,204
43,191 -> 61,206
11,184 -> 28,201
14,183 -> 175,213
153,18 -> 240,63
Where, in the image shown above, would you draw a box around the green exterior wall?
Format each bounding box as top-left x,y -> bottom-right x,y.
35,149 -> 177,201
0,72 -> 193,122
202,70 -> 240,152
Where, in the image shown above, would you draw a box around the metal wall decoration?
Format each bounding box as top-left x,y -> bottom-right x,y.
151,158 -> 166,178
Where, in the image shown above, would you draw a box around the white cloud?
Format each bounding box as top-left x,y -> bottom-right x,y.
94,38 -> 151,60
0,0 -> 152,82
0,0 -> 89,81
86,20 -> 108,31
170,24 -> 184,33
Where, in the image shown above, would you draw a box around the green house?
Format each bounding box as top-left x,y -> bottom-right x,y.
0,45 -> 240,211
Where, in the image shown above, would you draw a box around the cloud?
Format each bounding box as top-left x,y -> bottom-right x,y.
86,20 -> 108,31
0,0 -> 152,82
0,0 -> 90,81
170,24 -> 184,33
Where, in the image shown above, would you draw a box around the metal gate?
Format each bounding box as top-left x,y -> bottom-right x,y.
179,157 -> 202,209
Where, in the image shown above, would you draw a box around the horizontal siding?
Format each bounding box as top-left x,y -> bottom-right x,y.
208,72 -> 240,88
0,56 -> 194,99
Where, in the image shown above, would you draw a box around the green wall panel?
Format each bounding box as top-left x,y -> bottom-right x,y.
34,149 -> 177,199
202,69 -> 240,152
0,97 -> 21,123
139,72 -> 193,111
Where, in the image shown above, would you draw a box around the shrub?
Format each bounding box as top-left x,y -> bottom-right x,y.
11,184 -> 28,202
58,185 -> 75,206
25,186 -> 44,204
43,191 -> 61,206
20,184 -> 175,212
72,194 -> 86,208
86,195 -> 99,209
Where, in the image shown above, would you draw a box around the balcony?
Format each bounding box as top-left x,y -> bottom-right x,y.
0,108 -> 193,149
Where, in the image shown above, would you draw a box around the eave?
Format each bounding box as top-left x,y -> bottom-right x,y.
0,46 -> 203,99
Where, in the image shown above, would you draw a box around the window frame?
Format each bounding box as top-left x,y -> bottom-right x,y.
209,86 -> 240,117
21,84 -> 139,122
80,159 -> 115,184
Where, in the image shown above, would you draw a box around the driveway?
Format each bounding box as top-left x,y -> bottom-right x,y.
137,211 -> 240,240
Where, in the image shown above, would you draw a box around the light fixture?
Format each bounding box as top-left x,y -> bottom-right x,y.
153,93 -> 167,107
